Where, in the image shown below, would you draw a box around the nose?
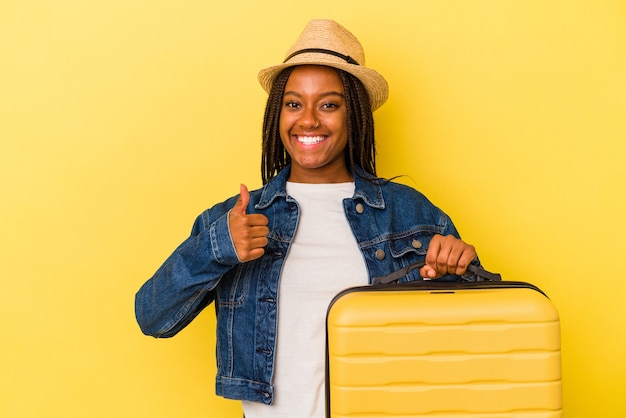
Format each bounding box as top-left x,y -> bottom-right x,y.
299,108 -> 319,129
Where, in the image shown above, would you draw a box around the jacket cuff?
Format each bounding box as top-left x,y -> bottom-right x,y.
209,210 -> 241,265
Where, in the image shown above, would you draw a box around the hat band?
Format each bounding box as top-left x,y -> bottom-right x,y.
283,48 -> 360,65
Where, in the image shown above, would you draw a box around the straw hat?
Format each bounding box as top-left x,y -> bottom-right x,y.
258,19 -> 389,111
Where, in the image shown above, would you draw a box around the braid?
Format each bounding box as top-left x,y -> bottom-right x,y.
261,67 -> 294,184
336,69 -> 377,178
261,66 -> 378,184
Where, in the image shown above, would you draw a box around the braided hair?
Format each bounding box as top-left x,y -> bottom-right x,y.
261,66 -> 377,184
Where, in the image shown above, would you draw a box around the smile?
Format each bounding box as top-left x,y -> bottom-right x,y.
296,135 -> 326,145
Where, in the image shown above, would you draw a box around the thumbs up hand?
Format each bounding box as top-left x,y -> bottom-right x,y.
228,184 -> 269,262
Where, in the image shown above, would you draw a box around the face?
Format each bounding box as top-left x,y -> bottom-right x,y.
279,65 -> 351,183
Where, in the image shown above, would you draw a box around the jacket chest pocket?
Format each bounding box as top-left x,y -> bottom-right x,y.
385,230 -> 436,282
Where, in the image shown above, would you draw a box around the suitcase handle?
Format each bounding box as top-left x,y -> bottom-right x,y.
372,261 -> 502,285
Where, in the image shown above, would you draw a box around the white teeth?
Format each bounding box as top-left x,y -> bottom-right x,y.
296,136 -> 325,145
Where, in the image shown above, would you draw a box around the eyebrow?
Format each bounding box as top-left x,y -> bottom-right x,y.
283,91 -> 345,99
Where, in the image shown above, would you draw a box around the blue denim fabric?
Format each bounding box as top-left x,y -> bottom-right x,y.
135,166 -> 473,404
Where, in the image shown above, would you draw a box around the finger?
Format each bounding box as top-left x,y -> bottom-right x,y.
237,235 -> 269,262
248,235 -> 269,249
424,235 -> 442,269
244,247 -> 266,262
445,242 -> 466,274
233,184 -> 250,216
246,214 -> 269,227
419,265 -> 437,279
430,235 -> 454,275
244,225 -> 270,240
453,245 -> 476,275
422,235 -> 443,278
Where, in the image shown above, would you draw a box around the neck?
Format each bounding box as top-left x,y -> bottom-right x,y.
287,166 -> 353,184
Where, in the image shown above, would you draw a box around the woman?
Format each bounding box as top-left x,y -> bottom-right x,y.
136,19 -> 478,417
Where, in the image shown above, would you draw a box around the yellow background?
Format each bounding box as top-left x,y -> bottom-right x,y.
1,1 -> 624,416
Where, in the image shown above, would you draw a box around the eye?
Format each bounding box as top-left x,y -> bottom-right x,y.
321,102 -> 339,110
284,101 -> 300,109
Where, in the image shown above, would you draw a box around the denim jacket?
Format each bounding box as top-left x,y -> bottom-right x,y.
135,166 -> 475,404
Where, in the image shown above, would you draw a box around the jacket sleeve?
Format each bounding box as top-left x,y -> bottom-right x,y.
134,203 -> 240,338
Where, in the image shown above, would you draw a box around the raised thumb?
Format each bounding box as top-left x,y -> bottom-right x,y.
235,184 -> 250,215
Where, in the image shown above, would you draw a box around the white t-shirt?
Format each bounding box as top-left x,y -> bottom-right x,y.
242,182 -> 369,418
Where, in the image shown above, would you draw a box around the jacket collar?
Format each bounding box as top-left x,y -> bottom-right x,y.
256,165 -> 385,210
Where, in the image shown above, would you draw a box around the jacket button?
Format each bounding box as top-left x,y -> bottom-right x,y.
412,239 -> 423,249
355,203 -> 365,214
375,249 -> 385,260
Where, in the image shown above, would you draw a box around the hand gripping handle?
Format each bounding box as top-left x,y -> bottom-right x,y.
372,261 -> 502,285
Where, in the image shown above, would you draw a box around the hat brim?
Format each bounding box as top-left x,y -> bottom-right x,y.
258,52 -> 389,111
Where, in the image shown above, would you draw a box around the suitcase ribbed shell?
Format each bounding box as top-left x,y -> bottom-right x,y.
326,284 -> 562,417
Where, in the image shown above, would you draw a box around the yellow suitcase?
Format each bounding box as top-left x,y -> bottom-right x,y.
326,263 -> 562,417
